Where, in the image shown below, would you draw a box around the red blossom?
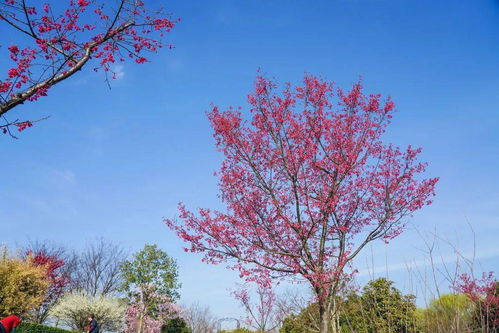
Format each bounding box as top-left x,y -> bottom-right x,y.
27,250 -> 71,308
16,121 -> 32,131
7,68 -> 19,78
0,81 -> 11,93
8,45 -> 19,54
77,0 -> 89,6
457,272 -> 499,328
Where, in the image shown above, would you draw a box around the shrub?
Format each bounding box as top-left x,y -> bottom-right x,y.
341,278 -> 420,333
280,303 -> 320,333
17,322 -> 74,333
161,317 -> 191,333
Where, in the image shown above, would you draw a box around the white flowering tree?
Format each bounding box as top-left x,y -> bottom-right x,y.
50,292 -> 125,332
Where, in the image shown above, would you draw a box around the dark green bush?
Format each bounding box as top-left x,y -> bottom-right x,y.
17,322 -> 74,333
161,317 -> 192,333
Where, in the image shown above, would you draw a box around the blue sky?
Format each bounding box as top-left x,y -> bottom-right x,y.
1,0 -> 498,319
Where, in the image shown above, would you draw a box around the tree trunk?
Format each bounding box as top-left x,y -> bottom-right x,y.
137,311 -> 144,333
330,296 -> 340,333
318,296 -> 341,333
319,301 -> 330,333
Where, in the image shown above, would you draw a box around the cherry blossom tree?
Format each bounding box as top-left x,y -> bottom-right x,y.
165,74 -> 438,333
0,0 -> 178,136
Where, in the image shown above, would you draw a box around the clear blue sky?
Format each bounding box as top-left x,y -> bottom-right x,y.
1,0 -> 498,319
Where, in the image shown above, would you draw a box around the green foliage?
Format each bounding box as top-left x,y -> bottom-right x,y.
418,293 -> 475,333
17,322 -> 74,333
339,278 -> 420,333
280,278 -> 419,333
120,245 -> 181,333
162,317 -> 191,333
280,303 -> 319,333
120,244 -> 181,302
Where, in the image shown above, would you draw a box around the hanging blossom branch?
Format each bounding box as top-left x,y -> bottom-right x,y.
0,115 -> 49,138
0,0 -> 179,134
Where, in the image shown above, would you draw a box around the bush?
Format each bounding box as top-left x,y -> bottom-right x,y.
17,322 -> 74,333
280,303 -> 320,333
161,317 -> 191,333
340,278 -> 420,333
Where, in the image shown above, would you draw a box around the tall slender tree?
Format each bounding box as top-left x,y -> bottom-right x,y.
121,244 -> 181,333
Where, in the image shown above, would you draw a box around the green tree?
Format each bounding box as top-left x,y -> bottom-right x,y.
340,278 -> 419,333
162,317 -> 191,333
120,244 -> 181,333
280,303 -> 320,333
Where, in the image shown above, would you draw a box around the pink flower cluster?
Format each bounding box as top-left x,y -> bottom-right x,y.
124,285 -> 183,333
